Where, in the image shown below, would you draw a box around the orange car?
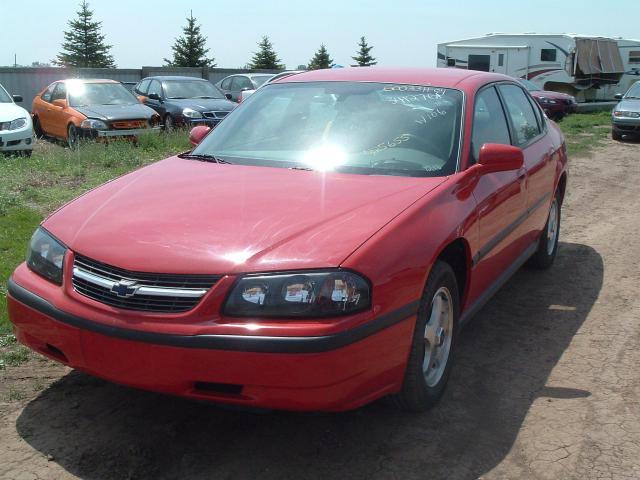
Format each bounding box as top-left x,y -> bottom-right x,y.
32,79 -> 161,148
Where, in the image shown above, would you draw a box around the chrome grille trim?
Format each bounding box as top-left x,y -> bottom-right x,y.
71,254 -> 221,313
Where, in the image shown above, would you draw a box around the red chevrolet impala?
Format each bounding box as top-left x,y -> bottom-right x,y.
7,68 -> 567,412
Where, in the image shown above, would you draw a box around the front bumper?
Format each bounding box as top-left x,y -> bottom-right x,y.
81,126 -> 162,139
0,124 -> 34,151
7,274 -> 415,412
612,117 -> 640,134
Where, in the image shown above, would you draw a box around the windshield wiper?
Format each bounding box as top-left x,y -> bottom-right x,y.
195,96 -> 217,99
179,153 -> 233,164
167,96 -> 187,99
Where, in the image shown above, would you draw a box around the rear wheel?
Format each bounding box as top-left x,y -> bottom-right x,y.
528,192 -> 561,269
67,124 -> 79,149
392,261 -> 459,412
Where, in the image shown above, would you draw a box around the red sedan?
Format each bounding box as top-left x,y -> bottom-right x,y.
7,68 -> 567,412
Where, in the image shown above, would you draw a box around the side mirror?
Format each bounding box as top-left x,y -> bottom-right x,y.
12,95 -> 23,103
189,125 -> 211,146
614,93 -> 624,100
148,92 -> 161,101
225,93 -> 232,100
478,143 -> 524,173
52,99 -> 68,108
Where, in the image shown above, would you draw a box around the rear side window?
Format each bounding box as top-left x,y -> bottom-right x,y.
136,79 -> 151,95
51,83 -> 67,102
231,76 -> 253,90
471,86 -> 511,163
41,83 -> 56,103
498,84 -> 541,145
221,78 -> 232,90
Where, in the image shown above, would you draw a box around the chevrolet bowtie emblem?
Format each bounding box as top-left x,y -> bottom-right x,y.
110,280 -> 138,298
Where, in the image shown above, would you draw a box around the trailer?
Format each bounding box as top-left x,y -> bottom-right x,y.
437,33 -> 634,101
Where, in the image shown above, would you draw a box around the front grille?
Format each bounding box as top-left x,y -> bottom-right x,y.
111,120 -> 147,129
202,111 -> 229,119
72,254 -> 221,313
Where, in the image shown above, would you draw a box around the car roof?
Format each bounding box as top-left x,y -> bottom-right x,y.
59,78 -> 120,84
276,67 -> 511,89
142,76 -> 209,81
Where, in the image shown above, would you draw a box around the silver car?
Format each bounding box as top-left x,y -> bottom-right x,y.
612,81 -> 640,140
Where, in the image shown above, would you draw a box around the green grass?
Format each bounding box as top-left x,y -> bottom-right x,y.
0,131 -> 190,334
556,111 -> 612,156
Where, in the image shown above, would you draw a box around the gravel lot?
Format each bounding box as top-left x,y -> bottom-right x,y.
1,138 -> 639,480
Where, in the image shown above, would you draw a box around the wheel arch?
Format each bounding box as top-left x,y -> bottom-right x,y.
432,237 -> 472,307
557,171 -> 567,205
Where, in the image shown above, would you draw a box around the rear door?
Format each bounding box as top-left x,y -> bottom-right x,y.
497,83 -> 555,243
467,85 -> 529,302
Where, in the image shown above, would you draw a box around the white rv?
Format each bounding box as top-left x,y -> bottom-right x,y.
437,33 -> 638,101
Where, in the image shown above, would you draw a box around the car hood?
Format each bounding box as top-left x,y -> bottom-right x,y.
616,99 -> 640,112
165,98 -> 236,112
74,103 -> 157,121
0,102 -> 29,122
43,157 -> 445,275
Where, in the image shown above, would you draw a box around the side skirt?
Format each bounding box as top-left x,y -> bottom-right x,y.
459,241 -> 538,328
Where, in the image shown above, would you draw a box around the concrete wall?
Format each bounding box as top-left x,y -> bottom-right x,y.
0,67 -> 280,108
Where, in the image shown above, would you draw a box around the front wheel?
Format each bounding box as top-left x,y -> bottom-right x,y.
528,193 -> 561,269
67,124 -> 79,149
33,116 -> 44,138
612,129 -> 622,141
164,114 -> 174,132
392,261 -> 459,412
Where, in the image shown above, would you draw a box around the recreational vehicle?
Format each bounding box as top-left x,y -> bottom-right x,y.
437,33 -> 639,101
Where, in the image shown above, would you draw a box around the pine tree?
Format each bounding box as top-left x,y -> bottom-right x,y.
248,36 -> 284,70
307,44 -> 334,70
352,36 -> 377,67
164,11 -> 216,67
54,1 -> 116,68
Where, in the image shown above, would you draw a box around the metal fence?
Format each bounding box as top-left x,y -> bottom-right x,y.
0,66 -> 280,108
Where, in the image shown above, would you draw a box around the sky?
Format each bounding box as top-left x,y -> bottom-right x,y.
2,0 -> 640,69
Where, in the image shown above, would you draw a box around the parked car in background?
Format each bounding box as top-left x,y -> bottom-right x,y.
133,76 -> 236,130
517,78 -> 577,120
32,79 -> 161,148
239,70 -> 305,103
612,81 -> 640,140
215,73 -> 275,102
0,83 -> 33,156
120,81 -> 137,94
8,68 -> 567,412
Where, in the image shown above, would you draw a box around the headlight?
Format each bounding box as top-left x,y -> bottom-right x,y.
613,110 -> 640,118
8,118 -> 27,130
538,97 -> 557,104
223,270 -> 371,318
183,108 -> 203,119
26,227 -> 67,285
80,119 -> 108,130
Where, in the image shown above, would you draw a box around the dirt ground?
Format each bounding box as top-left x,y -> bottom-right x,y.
1,138 -> 639,480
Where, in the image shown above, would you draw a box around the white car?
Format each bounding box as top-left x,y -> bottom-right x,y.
0,83 -> 34,156
239,71 -> 305,103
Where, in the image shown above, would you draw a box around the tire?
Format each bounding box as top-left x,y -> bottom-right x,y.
21,150 -> 32,157
67,124 -> 79,149
164,114 -> 174,131
528,192 -> 561,269
392,261 -> 459,412
612,129 -> 622,141
33,116 -> 44,138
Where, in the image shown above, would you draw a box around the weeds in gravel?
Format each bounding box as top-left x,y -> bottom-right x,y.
557,111 -> 612,156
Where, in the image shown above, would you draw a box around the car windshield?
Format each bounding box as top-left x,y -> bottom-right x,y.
0,85 -> 12,103
68,82 -> 138,106
162,80 -> 224,99
624,82 -> 640,99
252,75 -> 274,88
192,81 -> 464,177
518,79 -> 541,92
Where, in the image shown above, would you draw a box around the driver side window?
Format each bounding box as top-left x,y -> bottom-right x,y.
41,83 -> 57,103
471,86 -> 511,164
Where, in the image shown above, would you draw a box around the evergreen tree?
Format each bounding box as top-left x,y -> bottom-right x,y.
248,36 -> 284,70
164,11 -> 216,67
352,36 -> 377,67
54,1 -> 116,68
307,44 -> 334,70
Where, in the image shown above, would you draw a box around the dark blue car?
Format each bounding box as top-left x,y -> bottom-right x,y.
133,76 -> 237,130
